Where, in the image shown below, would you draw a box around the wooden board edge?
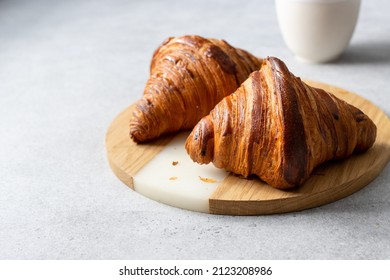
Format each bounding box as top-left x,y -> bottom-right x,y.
209,159 -> 387,215
105,104 -> 176,189
107,155 -> 135,189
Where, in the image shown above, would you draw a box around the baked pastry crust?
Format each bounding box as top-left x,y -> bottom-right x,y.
185,57 -> 377,189
129,35 -> 262,143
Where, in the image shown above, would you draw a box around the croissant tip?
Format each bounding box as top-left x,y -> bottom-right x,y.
129,127 -> 142,143
129,115 -> 151,143
185,117 -> 215,164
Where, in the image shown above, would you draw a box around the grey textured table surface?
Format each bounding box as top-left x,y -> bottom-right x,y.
1,0 -> 389,259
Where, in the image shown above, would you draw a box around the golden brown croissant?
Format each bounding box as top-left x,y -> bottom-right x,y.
129,35 -> 262,143
185,57 -> 377,189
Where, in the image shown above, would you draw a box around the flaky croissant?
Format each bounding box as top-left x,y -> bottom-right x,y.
185,57 -> 377,189
129,35 -> 262,143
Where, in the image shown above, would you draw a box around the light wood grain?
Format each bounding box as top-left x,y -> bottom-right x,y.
106,81 -> 390,214
105,104 -> 175,189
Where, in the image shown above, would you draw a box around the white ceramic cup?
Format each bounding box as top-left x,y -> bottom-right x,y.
276,0 -> 361,63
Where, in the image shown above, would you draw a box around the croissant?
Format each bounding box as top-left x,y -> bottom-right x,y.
129,35 -> 262,143
185,57 -> 377,189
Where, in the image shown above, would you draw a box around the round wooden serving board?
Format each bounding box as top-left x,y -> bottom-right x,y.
106,81 -> 390,215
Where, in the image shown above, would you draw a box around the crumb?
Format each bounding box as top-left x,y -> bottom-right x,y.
199,176 -> 217,183
169,176 -> 178,180
172,161 -> 179,166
